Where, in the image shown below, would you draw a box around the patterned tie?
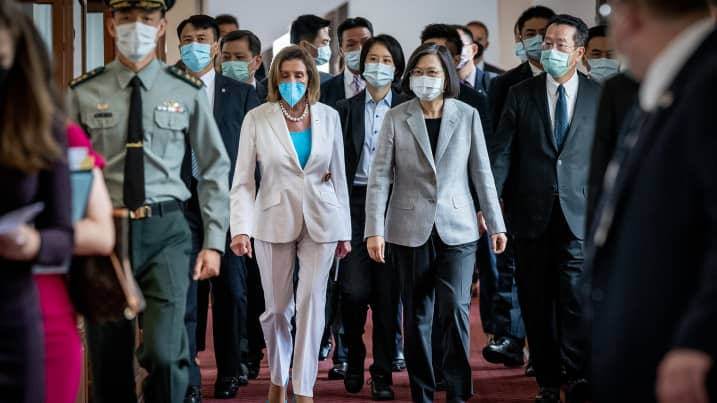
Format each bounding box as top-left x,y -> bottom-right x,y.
123,76 -> 145,210
461,79 -> 473,89
554,84 -> 569,150
352,74 -> 362,94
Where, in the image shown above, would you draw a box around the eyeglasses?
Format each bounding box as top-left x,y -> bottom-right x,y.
410,68 -> 443,78
542,41 -> 576,53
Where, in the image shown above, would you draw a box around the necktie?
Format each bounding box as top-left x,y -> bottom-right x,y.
554,84 -> 568,150
461,79 -> 473,89
124,76 -> 145,210
352,74 -> 362,94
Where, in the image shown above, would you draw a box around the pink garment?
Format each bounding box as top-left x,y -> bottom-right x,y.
66,123 -> 105,169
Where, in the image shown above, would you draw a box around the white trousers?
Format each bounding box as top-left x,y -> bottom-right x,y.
254,226 -> 337,397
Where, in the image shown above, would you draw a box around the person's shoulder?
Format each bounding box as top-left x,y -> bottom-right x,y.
166,65 -> 204,89
447,97 -> 475,115
68,66 -> 106,90
218,74 -> 254,93
313,101 -> 340,118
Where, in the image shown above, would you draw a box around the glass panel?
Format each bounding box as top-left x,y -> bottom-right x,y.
74,0 -> 83,76
19,4 -> 53,55
86,13 -> 105,71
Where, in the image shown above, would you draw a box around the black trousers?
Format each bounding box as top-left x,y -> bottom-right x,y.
245,244 -> 266,361
392,229 -> 477,403
514,197 -> 586,388
340,186 -> 399,379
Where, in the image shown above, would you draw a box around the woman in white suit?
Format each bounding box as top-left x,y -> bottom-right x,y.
365,44 -> 508,403
229,46 -> 352,403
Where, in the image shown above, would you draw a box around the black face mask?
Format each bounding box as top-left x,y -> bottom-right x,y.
475,43 -> 486,59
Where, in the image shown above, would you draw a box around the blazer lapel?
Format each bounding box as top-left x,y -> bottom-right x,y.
351,95 -> 365,156
305,109 -> 323,170
559,75 -> 589,154
406,100 -> 436,172
267,103 -> 302,170
434,99 -> 457,164
532,75 -> 558,151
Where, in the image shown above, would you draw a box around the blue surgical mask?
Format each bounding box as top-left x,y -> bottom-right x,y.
344,49 -> 362,71
522,35 -> 543,60
278,81 -> 306,107
315,45 -> 331,66
588,58 -> 620,83
540,48 -> 572,78
221,60 -> 251,82
362,63 -> 395,89
180,42 -> 213,72
515,41 -> 528,62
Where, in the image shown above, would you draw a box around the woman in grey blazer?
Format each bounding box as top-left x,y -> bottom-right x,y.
229,46 -> 352,403
365,44 -> 507,403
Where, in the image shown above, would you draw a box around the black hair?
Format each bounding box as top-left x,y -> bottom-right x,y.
587,25 -> 607,48
215,14 -> 238,28
401,43 -> 460,99
466,20 -> 489,38
290,14 -> 331,45
337,17 -> 374,46
221,29 -> 261,56
359,34 -> 405,85
420,23 -> 463,57
177,14 -> 219,42
547,14 -> 589,47
517,6 -> 556,33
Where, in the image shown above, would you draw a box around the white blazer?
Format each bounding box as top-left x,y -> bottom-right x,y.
230,102 -> 351,243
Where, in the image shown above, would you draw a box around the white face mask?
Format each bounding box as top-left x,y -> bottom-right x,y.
410,76 -> 444,101
115,22 -> 159,62
457,45 -> 473,70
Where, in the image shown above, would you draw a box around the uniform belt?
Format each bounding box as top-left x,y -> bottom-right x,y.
113,200 -> 183,220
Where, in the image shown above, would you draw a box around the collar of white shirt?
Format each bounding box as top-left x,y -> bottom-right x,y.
529,60 -> 543,77
365,88 -> 393,107
200,68 -> 216,105
546,69 -> 579,100
640,18 -> 715,112
344,68 -> 365,97
464,63 -> 477,88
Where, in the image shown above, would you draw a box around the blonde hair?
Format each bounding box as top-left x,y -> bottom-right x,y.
266,45 -> 321,105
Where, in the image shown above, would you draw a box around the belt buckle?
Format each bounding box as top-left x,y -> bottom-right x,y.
129,206 -> 152,219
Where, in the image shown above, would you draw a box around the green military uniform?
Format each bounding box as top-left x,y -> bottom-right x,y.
67,31 -> 230,403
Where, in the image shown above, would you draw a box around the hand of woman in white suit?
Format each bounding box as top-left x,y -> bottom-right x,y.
335,240 -> 352,258
230,234 -> 252,258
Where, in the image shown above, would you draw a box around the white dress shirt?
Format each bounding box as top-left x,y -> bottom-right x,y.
200,68 -> 216,109
463,62 -> 477,89
546,70 -> 579,132
640,18 -> 715,112
529,61 -> 543,77
343,68 -> 365,99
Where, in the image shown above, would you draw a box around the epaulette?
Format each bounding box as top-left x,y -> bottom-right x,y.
167,66 -> 203,89
68,66 -> 105,88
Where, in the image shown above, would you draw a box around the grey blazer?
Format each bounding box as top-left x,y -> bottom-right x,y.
364,98 -> 506,247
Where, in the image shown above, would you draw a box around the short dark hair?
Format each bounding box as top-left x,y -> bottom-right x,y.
402,43 -> 460,99
215,14 -> 238,28
619,0 -> 709,16
420,23 -> 463,57
359,34 -> 405,85
587,25 -> 607,48
221,29 -> 261,56
466,20 -> 489,38
337,17 -> 374,47
177,15 -> 219,42
547,14 -> 589,48
290,14 -> 331,45
517,6 -> 556,33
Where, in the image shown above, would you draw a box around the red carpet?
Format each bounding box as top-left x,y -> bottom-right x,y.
197,296 -> 537,402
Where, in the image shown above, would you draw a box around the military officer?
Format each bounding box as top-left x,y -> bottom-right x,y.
66,0 -> 230,402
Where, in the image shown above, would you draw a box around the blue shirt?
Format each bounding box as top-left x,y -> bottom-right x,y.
290,128 -> 312,169
354,90 -> 392,186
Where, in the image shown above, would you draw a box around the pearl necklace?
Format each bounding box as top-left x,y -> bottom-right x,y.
279,101 -> 309,122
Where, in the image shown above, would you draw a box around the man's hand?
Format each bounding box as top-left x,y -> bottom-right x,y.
367,236 -> 385,263
491,233 -> 508,254
657,349 -> 713,403
193,248 -> 221,280
230,234 -> 252,258
477,211 -> 488,236
335,241 -> 352,258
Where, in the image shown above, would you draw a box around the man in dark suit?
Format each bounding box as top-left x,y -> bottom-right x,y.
586,1 -> 717,402
219,30 -> 267,102
466,20 -> 504,74
482,6 -> 555,373
320,17 -> 374,109
176,15 -> 260,402
490,14 -> 600,403
291,14 -> 333,83
455,25 -> 497,93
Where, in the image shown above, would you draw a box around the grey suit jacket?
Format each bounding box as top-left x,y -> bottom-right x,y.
364,98 -> 506,247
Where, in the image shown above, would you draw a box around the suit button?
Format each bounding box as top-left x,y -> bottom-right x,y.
592,288 -> 604,302
558,160 -> 563,166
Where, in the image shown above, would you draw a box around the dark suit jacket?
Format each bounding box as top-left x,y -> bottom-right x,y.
335,88 -> 407,194
490,72 -> 601,240
319,73 -> 345,109
586,73 -> 639,230
458,83 -> 493,141
255,79 -> 268,104
586,29 -> 717,403
484,62 -> 504,75
319,71 -> 332,84
488,61 -> 534,133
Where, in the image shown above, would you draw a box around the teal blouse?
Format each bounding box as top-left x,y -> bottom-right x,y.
290,128 -> 312,169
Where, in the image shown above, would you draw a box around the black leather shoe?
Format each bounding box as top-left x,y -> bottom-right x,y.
482,337 -> 525,367
319,339 -> 333,361
391,358 -> 406,372
525,357 -> 535,377
184,385 -> 202,403
566,378 -> 590,403
213,376 -> 239,399
247,358 -> 261,379
328,362 -> 348,380
535,387 -> 560,403
237,363 -> 249,386
344,365 -> 364,393
370,375 -> 395,401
